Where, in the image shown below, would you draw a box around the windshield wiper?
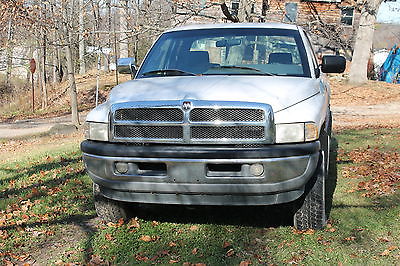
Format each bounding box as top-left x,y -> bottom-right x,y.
140,69 -> 196,77
209,65 -> 275,76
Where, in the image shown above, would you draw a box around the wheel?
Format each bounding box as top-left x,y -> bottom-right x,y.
293,130 -> 329,230
93,183 -> 129,223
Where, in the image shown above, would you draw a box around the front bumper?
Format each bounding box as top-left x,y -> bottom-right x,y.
81,141 -> 320,206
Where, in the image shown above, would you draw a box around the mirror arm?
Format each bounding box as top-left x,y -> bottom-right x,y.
130,64 -> 137,79
315,65 -> 321,78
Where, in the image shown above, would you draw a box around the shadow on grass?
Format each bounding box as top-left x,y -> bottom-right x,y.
0,155 -> 98,263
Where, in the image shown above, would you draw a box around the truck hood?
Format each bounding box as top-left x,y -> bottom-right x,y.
108,75 -> 320,112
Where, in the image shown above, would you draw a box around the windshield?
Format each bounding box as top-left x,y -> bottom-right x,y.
137,28 -> 311,78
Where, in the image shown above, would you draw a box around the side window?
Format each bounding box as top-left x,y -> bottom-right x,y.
284,3 -> 298,23
341,7 -> 354,26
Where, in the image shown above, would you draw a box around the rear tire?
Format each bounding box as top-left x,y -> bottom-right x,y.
93,183 -> 129,223
293,131 -> 329,230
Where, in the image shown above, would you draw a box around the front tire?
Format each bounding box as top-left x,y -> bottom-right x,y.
293,132 -> 329,230
93,183 -> 129,223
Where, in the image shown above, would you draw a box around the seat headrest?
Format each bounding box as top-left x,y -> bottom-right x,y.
188,51 -> 210,64
269,52 -> 293,64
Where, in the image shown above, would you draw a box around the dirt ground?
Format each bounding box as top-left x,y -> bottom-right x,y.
329,76 -> 400,129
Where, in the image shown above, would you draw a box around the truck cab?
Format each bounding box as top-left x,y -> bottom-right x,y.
81,23 -> 345,230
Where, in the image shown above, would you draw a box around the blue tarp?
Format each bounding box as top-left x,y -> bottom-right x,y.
379,45 -> 400,84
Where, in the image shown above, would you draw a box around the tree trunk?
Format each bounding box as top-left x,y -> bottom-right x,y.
53,45 -> 61,83
105,0 -> 112,72
41,35 -> 48,108
34,47 -> 43,105
348,0 -> 383,84
6,19 -> 13,87
119,1 -> 129,58
79,0 -> 86,75
238,0 -> 253,22
65,33 -> 80,126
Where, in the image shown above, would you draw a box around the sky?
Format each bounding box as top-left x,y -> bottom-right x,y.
377,0 -> 400,24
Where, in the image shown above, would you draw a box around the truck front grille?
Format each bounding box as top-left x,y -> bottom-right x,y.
111,101 -> 274,144
191,126 -> 264,140
115,108 -> 183,122
190,108 -> 264,122
114,125 -> 183,140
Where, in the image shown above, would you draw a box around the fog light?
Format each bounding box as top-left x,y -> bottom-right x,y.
115,162 -> 129,174
250,163 -> 264,176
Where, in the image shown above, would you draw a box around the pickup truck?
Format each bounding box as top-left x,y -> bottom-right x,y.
81,23 -> 345,230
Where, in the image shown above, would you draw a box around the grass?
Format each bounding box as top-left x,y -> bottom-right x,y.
0,128 -> 399,265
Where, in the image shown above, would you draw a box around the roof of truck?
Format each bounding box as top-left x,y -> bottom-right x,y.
165,23 -> 300,33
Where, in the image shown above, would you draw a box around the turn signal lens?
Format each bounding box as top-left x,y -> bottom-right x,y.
305,122 -> 319,141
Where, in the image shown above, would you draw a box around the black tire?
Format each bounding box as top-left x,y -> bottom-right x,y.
293,131 -> 329,230
93,183 -> 129,223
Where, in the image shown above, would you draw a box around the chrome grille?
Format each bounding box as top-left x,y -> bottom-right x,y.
191,126 -> 264,140
190,108 -> 264,122
111,101 -> 274,144
115,108 -> 183,122
114,125 -> 183,139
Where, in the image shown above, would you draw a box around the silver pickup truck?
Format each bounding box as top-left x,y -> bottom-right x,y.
81,23 -> 345,230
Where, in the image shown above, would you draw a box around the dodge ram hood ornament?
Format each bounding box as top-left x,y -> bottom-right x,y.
182,101 -> 192,110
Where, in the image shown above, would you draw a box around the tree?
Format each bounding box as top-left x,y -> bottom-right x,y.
79,0 -> 86,75
349,0 -> 384,84
62,0 -> 80,126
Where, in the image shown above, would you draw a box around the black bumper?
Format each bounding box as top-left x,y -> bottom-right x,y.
81,140 -> 320,159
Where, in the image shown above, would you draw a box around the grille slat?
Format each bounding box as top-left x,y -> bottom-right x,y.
115,125 -> 183,139
190,108 -> 264,122
115,108 -> 183,122
191,126 -> 265,140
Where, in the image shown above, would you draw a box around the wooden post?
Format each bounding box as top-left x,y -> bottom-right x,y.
30,58 -> 36,112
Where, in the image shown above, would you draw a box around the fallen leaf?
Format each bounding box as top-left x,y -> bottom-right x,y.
117,218 -> 124,227
189,225 -> 199,231
90,254 -> 104,264
127,218 -> 140,229
378,237 -> 390,242
168,241 -> 177,247
105,233 -> 113,241
380,249 -> 391,256
222,241 -> 231,248
344,236 -> 355,241
151,221 -> 159,226
303,229 -> 315,235
239,260 -> 251,266
192,248 -> 198,255
135,254 -> 149,262
140,235 -> 152,242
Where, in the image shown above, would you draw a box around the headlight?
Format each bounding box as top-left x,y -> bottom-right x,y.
276,122 -> 318,143
85,122 -> 109,141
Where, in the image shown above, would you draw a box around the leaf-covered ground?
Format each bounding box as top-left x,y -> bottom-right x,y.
0,128 -> 399,265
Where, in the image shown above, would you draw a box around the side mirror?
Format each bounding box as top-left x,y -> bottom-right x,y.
117,57 -> 137,78
320,55 -> 346,73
